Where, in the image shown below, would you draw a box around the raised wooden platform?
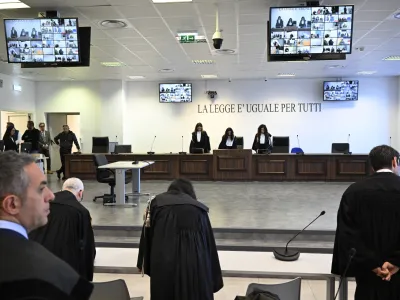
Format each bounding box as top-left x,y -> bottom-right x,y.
65,150 -> 371,181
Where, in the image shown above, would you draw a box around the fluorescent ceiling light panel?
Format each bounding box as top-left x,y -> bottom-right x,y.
383,55 -> 400,61
0,0 -> 29,9
201,75 -> 218,79
13,84 -> 22,91
277,73 -> 295,77
192,60 -> 215,65
152,0 -> 192,2
128,75 -> 145,79
101,62 -> 125,67
357,71 -> 377,75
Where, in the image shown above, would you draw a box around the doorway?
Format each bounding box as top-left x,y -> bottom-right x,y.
1,111 -> 31,141
46,113 -> 81,171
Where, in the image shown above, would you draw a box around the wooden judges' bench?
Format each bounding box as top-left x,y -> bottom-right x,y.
65,150 -> 372,181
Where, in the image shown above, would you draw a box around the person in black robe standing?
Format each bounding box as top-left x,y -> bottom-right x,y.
0,151 -> 93,299
218,127 -> 237,149
30,177 -> 96,281
332,145 -> 400,300
137,178 -> 223,300
189,122 -> 211,153
251,124 -> 272,153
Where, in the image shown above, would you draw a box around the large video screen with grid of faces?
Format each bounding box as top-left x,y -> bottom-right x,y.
4,18 -> 80,63
270,6 -> 354,55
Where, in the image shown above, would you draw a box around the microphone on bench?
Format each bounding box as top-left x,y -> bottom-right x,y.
273,211 -> 325,262
334,248 -> 356,300
147,135 -> 156,155
179,135 -> 186,155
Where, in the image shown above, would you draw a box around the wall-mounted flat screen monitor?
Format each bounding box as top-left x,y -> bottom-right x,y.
159,83 -> 192,103
269,5 -> 354,56
323,80 -> 359,101
4,18 -> 80,63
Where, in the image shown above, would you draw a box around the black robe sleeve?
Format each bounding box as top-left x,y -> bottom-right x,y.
189,133 -> 195,154
218,137 -> 226,149
331,193 -> 382,276
251,135 -> 258,152
204,132 -> 211,153
82,213 -> 96,281
232,137 -> 238,149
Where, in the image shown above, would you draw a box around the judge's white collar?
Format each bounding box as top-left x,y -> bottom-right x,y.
376,169 -> 393,173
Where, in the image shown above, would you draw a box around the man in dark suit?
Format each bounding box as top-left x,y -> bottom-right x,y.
30,177 -> 96,281
21,120 -> 40,153
38,122 -> 54,174
0,151 -> 93,299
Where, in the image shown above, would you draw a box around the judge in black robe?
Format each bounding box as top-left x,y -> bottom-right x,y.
137,178 -> 223,300
218,127 -> 237,150
332,145 -> 400,300
190,122 -> 211,153
251,124 -> 272,152
29,178 -> 96,281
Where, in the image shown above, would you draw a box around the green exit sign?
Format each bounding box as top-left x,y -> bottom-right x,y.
178,35 -> 206,44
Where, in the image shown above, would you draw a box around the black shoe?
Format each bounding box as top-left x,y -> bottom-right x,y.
56,170 -> 61,179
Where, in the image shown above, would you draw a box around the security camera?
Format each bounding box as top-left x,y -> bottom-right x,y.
212,30 -> 223,50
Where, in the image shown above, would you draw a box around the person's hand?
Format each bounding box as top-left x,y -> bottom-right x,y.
381,262 -> 399,281
373,267 -> 389,278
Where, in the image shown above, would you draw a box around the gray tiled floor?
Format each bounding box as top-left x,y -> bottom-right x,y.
47,177 -> 351,230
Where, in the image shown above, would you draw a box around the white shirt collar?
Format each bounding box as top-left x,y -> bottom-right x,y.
0,220 -> 28,239
376,169 -> 393,173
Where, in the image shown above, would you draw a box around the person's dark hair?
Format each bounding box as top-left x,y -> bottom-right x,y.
0,151 -> 35,205
194,123 -> 203,133
39,122 -> 45,127
223,127 -> 234,140
257,124 -> 268,137
6,122 -> 14,127
369,145 -> 399,171
3,126 -> 14,140
27,121 -> 34,127
168,178 -> 197,200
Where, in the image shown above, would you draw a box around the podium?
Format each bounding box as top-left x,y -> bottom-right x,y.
213,149 -> 252,180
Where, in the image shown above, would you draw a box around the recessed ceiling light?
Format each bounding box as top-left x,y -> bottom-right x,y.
383,55 -> 400,61
277,73 -> 295,77
128,75 -> 145,79
357,71 -> 377,75
0,0 -> 29,9
152,0 -> 192,2
201,75 -> 218,79
394,12 -> 400,19
214,49 -> 237,55
101,62 -> 125,67
158,68 -> 174,73
192,60 -> 215,65
100,20 -> 127,28
326,65 -> 345,69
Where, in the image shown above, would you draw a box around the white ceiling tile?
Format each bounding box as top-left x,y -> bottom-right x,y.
239,0 -> 269,15
354,21 -> 381,30
361,0 -> 400,11
102,28 -> 141,39
118,37 -> 151,46
239,25 -> 267,35
356,10 -> 394,22
195,2 -> 235,16
91,38 -> 119,47
75,6 -> 122,19
163,17 -> 202,31
108,0 -> 151,5
155,3 -> 197,17
115,5 -> 159,18
239,14 -> 268,26
90,29 -> 109,39
129,17 -> 166,29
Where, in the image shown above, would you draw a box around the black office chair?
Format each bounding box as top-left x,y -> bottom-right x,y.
92,154 -> 131,205
0,140 -> 4,152
90,279 -> 143,300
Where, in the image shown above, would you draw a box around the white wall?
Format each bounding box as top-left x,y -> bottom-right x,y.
0,74 -> 36,124
35,81 -> 124,152
35,77 -> 399,154
125,78 -> 399,154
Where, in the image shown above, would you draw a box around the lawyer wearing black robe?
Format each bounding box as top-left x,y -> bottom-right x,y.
332,171 -> 400,300
137,186 -> 223,300
0,228 -> 93,300
190,131 -> 211,153
29,190 -> 96,281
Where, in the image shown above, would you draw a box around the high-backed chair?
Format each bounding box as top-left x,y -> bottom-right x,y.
92,154 -> 131,205
90,279 -> 143,300
0,140 -> 4,152
245,277 -> 301,300
92,137 -> 109,153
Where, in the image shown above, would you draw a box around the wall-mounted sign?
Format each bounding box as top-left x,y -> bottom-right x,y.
197,103 -> 322,114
